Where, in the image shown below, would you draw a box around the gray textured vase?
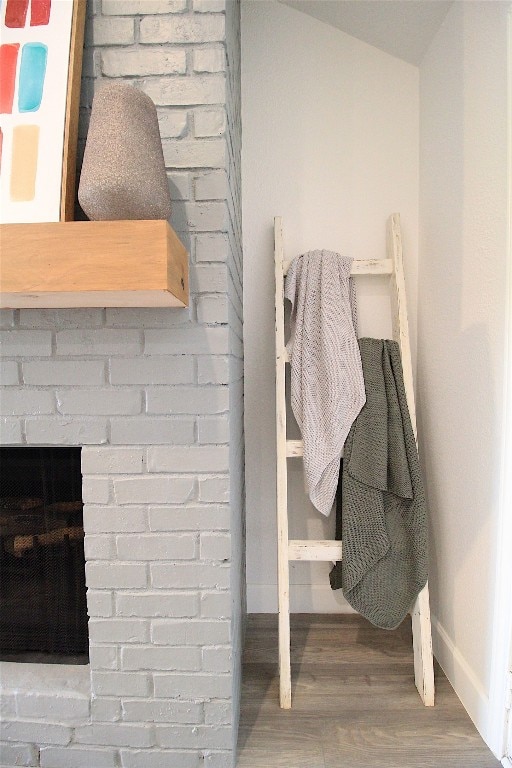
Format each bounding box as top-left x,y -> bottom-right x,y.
78,83 -> 172,221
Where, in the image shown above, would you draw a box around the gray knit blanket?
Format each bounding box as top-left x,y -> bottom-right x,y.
330,338 -> 428,629
284,251 -> 365,516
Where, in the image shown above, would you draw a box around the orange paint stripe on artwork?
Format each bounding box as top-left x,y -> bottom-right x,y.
10,125 -> 40,202
0,44 -> 20,114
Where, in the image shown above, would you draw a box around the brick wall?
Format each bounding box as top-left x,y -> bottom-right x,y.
0,1 -> 244,767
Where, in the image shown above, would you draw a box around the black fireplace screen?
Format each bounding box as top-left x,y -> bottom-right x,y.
0,448 -> 89,661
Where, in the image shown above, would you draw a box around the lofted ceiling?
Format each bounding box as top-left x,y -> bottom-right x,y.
279,0 -> 454,65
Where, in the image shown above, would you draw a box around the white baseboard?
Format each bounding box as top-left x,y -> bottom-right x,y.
501,756 -> 512,767
431,614 -> 491,746
247,583 -> 357,613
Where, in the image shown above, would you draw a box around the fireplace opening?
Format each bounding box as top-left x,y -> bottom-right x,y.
0,447 -> 88,663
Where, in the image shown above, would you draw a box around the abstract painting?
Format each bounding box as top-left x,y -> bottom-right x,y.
0,0 -> 82,223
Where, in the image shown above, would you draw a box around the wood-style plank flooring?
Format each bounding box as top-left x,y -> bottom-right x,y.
237,614 -> 501,768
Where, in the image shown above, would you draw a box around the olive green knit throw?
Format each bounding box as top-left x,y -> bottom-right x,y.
330,338 -> 428,630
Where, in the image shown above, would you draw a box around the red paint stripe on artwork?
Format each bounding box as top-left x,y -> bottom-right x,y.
4,0 -> 29,28
0,44 -> 20,114
30,0 -> 51,26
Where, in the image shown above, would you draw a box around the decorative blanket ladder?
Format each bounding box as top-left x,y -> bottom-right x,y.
274,213 -> 435,709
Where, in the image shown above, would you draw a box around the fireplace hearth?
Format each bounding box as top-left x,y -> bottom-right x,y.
0,448 -> 88,662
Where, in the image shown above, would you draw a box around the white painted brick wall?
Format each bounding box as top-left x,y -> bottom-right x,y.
0,361 -> 19,385
194,170 -> 228,200
56,329 -> 142,356
197,295 -> 229,324
18,308 -> 104,328
199,476 -> 230,502
151,619 -> 230,644
158,110 -> 188,138
109,357 -> 194,385
73,723 -> 155,748
86,591 -> 114,618
102,0 -> 187,14
101,48 -> 187,77
91,672 -> 151,698
191,264 -> 228,293
0,330 -> 52,356
197,416 -> 230,443
142,75 -> 225,107
194,0 -> 226,11
16,692 -> 90,722
0,418 -> 22,443
25,418 -> 108,445
203,648 -> 232,675
0,722 -> 72,746
144,326 -> 228,354
146,386 -> 229,414
0,310 -> 15,328
139,14 -> 225,44
116,533 -> 197,560
89,645 -> 118,670
0,742 -> 39,767
83,506 -> 147,533
120,749 -> 200,768
197,356 -> 230,384
91,698 -> 122,724
82,476 -> 111,503
193,46 -> 226,72
148,504 -> 230,530
163,138 -> 226,168
0,390 -> 55,415
40,746 -> 118,768
113,476 -> 196,504
121,645 -> 201,671
23,360 -> 106,385
150,564 -> 230,590
86,562 -> 148,589
153,673 -> 231,699
147,445 -> 229,472
110,417 -> 195,445
194,107 -> 227,137
116,591 -> 198,618
85,17 -> 135,46
121,699 -> 203,723
195,233 -> 229,262
88,619 -> 150,644
56,388 -> 142,415
0,2 -> 243,767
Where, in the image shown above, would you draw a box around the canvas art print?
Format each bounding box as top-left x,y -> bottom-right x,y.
0,0 -> 75,223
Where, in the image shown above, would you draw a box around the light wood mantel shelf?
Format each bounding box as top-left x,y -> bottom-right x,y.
0,220 -> 189,309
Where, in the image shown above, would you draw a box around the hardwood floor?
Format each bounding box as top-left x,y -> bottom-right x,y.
237,614 -> 502,768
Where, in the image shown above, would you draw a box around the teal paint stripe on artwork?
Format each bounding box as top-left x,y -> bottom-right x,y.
18,42 -> 48,113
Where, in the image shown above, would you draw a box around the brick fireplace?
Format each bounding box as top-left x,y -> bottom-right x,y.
0,2 -> 244,767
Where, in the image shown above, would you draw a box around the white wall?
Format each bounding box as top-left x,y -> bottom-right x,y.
418,1 -> 509,750
241,0 -> 420,612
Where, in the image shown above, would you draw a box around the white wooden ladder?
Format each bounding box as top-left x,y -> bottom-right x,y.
274,213 -> 435,709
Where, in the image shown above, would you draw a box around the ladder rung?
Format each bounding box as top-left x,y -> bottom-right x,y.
283,257 -> 393,277
351,258 -> 393,275
288,540 -> 343,561
286,439 -> 303,457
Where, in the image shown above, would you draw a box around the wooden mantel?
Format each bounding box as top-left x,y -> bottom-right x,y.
0,220 -> 189,309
